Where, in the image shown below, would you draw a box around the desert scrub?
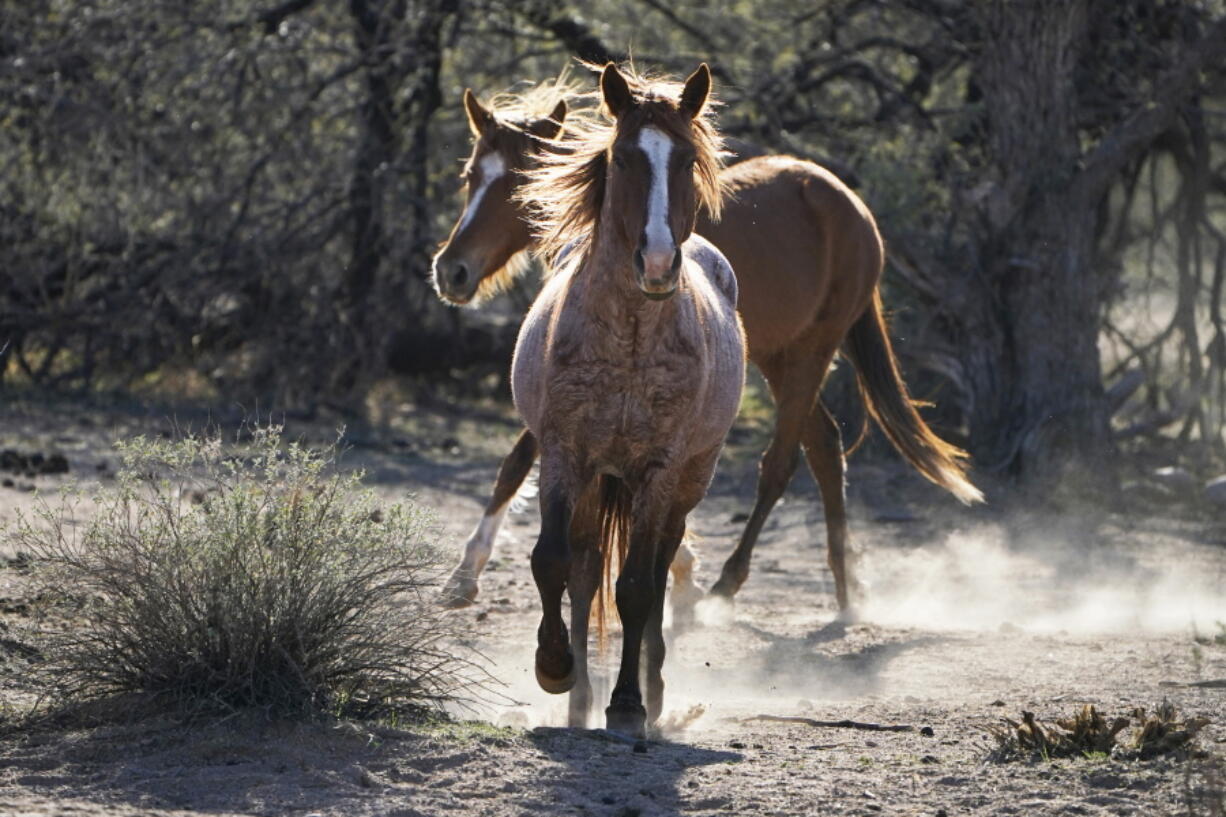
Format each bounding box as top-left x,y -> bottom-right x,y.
11,427 -> 483,716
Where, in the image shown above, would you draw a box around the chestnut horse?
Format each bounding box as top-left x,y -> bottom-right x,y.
512,63 -> 743,736
434,70 -> 982,616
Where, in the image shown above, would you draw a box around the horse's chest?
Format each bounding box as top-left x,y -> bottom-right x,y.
550,356 -> 700,447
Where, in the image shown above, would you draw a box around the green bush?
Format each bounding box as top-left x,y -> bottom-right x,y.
13,427 -> 482,716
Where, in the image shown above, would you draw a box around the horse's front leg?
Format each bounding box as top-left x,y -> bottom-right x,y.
605,477 -> 672,738
532,457 -> 578,694
565,484 -> 604,726
645,514 -> 686,725
441,429 -> 538,607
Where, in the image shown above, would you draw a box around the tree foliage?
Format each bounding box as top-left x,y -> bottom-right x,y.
2,0 -> 1224,478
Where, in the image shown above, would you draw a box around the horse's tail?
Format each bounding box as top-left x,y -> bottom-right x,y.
592,474 -> 632,649
843,289 -> 984,504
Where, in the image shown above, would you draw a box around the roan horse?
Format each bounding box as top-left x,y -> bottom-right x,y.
433,68 -> 983,617
510,63 -> 743,737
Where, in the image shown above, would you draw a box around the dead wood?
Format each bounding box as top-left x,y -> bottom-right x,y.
743,715 -> 914,733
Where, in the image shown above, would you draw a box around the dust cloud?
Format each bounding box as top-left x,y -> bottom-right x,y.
857,523 -> 1226,635
469,516 -> 1226,734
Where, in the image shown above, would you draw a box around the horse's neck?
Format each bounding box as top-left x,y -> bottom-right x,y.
576,234 -> 678,338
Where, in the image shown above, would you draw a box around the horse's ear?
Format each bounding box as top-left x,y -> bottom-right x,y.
529,99 -> 567,139
601,63 -> 634,119
464,88 -> 494,137
680,63 -> 711,119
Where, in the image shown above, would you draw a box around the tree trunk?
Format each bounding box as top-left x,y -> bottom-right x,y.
345,0 -> 407,313
954,1 -> 1109,488
918,1 -> 1225,493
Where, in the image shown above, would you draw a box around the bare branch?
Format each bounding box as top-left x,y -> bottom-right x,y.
1075,15 -> 1226,204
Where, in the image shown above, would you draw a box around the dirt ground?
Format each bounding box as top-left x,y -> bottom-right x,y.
1,395 -> 1224,816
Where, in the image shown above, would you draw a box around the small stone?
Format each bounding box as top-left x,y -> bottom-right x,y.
728,740 -> 745,749
1153,466 -> 1195,494
730,511 -> 749,524
921,754 -> 940,764
990,699 -> 1006,706
1204,476 -> 1226,507
920,726 -> 935,737
42,453 -> 69,475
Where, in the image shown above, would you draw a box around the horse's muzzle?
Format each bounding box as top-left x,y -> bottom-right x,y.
634,246 -> 681,300
431,256 -> 478,305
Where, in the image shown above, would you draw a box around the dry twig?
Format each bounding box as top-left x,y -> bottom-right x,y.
743,714 -> 913,733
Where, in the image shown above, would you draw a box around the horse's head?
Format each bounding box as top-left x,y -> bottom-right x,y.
601,62 -> 716,301
432,89 -> 566,305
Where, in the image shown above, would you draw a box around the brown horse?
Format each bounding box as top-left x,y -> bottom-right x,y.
511,63 -> 743,737
433,69 -> 982,616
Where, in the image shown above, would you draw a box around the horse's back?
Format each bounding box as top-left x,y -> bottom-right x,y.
681,234 -> 745,451
510,267 -> 572,435
682,233 -> 738,312
699,155 -> 882,360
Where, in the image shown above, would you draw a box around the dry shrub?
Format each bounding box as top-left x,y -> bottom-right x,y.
12,427 -> 484,717
987,702 -> 1209,762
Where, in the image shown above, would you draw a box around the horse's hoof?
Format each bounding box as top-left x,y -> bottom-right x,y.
671,604 -> 696,634
605,702 -> 648,739
670,583 -> 705,632
708,576 -> 739,600
535,648 -> 576,694
835,604 -> 862,625
438,575 -> 478,609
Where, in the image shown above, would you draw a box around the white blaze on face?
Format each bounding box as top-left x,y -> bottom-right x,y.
638,126 -> 675,261
457,151 -> 506,233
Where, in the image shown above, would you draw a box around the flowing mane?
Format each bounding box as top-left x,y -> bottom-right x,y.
482,72 -> 585,131
518,63 -> 728,267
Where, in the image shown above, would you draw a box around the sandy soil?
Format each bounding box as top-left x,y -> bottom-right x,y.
1,396 -> 1224,816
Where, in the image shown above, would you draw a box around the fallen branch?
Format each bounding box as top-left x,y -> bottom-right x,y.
743,714 -> 914,732
1160,679 -> 1226,689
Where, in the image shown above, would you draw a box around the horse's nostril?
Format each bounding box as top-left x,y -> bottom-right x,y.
453,263 -> 470,288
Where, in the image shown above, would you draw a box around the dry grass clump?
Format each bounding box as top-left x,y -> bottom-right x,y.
11,427 -> 484,718
987,702 -> 1209,762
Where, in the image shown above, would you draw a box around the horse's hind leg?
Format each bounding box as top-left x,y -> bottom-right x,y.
800,399 -> 861,614
441,429 -> 538,608
711,354 -> 820,599
645,460 -> 714,728
667,540 -> 702,631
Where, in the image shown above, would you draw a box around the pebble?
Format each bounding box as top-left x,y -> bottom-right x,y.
1153,466 -> 1195,494
1204,475 -> 1226,507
